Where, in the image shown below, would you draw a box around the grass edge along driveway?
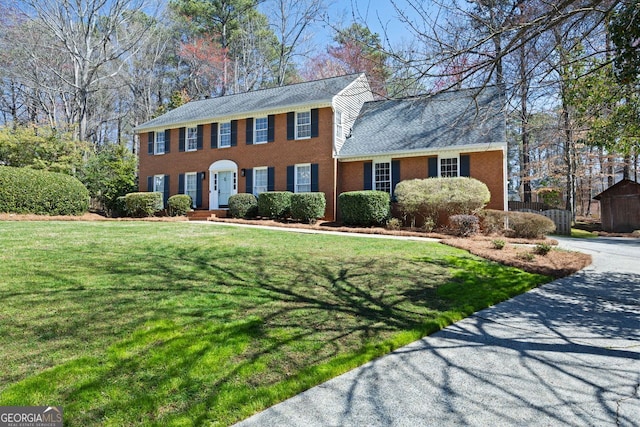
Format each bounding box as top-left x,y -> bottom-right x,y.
0,221 -> 551,426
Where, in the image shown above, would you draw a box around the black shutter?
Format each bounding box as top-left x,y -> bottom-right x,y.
163,175 -> 170,206
230,120 -> 238,146
246,118 -> 253,145
287,165 -> 295,192
392,160 -> 401,197
460,155 -> 470,177
287,112 -> 295,140
311,108 -> 319,138
267,167 -> 275,191
164,129 -> 171,154
147,132 -> 154,154
267,115 -> 275,142
178,127 -> 185,152
428,157 -> 438,178
364,162 -> 372,190
196,173 -> 203,207
211,123 -> 218,148
147,176 -> 153,192
311,163 -> 319,192
245,169 -> 253,194
178,173 -> 185,194
197,125 -> 204,150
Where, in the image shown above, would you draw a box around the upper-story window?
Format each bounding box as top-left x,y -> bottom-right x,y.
219,122 -> 231,148
296,111 -> 311,139
374,161 -> 391,193
255,117 -> 268,144
186,127 -> 198,151
335,110 -> 343,139
154,131 -> 165,155
440,157 -> 458,177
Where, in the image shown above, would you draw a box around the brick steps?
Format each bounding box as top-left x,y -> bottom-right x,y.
186,210 -> 228,221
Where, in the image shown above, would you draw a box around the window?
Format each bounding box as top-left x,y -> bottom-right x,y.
154,131 -> 165,155
153,174 -> 165,192
185,172 -> 197,207
374,162 -> 391,193
186,127 -> 198,151
440,157 -> 458,177
254,117 -> 268,144
219,122 -> 231,147
253,167 -> 268,196
295,164 -> 311,192
296,111 -> 311,139
335,110 -> 343,139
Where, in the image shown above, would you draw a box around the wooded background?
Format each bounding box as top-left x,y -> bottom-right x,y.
0,0 -> 638,217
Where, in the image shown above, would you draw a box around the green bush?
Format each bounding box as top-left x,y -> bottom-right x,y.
533,242 -> 552,256
0,166 -> 89,215
395,177 -> 490,226
491,239 -> 506,250
257,191 -> 292,219
124,192 -> 163,218
449,214 -> 480,237
339,191 -> 390,226
386,217 -> 402,230
167,194 -> 192,216
290,192 -> 326,223
229,193 -> 258,218
507,211 -> 556,238
112,196 -> 127,218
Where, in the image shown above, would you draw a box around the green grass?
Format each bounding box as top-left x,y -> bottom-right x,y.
571,228 -> 599,238
0,221 -> 550,426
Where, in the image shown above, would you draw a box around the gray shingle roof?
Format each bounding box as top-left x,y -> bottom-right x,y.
135,74 -> 363,131
338,86 -> 506,158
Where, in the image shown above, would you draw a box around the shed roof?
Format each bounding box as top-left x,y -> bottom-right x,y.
593,179 -> 640,200
135,73 -> 364,132
338,86 -> 505,158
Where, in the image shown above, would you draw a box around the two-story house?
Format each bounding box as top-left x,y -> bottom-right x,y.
135,73 -> 507,221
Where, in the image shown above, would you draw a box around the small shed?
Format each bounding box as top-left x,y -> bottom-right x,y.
593,179 -> 640,233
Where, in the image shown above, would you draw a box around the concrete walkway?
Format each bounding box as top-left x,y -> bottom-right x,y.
235,236 -> 640,426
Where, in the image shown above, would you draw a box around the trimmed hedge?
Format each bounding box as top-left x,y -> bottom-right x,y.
449,214 -> 480,237
257,191 -> 292,219
290,192 -> 326,223
478,209 -> 556,238
0,166 -> 89,215
124,192 -> 163,217
168,194 -> 192,216
339,191 -> 390,226
229,193 -> 258,218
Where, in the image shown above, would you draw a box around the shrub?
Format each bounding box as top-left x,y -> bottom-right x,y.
167,194 -> 192,216
112,196 -> 127,218
257,191 -> 292,219
0,166 -> 89,215
507,211 -> 556,238
449,214 -> 480,237
533,243 -> 552,256
124,192 -> 163,217
395,177 -> 490,227
478,209 -> 508,234
290,192 -> 326,223
422,217 -> 435,232
386,217 -> 402,230
339,191 -> 390,226
229,193 -> 258,218
491,239 -> 506,250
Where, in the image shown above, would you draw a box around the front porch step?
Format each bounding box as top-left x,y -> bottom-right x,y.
186,210 -> 228,221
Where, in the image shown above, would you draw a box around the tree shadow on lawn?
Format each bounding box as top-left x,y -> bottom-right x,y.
0,241 -> 550,426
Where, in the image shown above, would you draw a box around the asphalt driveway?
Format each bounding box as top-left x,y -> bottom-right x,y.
236,236 -> 640,426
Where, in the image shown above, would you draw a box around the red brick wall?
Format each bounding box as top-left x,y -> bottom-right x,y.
139,107 -> 338,219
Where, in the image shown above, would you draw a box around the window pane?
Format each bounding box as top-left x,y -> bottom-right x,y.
296,111 -> 311,139
185,173 -> 197,207
374,162 -> 391,193
220,122 -> 231,147
255,117 -> 268,143
254,168 -> 268,195
296,165 -> 311,193
154,175 -> 164,192
187,127 -> 198,151
440,158 -> 458,177
335,111 -> 343,139
155,132 -> 165,154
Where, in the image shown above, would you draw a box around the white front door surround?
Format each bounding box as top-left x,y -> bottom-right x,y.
209,160 -> 238,209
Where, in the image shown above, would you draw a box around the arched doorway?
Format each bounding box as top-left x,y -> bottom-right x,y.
209,160 -> 238,209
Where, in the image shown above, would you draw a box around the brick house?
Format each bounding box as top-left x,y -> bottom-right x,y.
135,74 -> 507,220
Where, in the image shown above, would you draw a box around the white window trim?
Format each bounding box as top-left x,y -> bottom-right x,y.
439,155 -> 460,178
186,126 -> 198,152
254,117 -> 268,144
153,174 -> 165,193
253,166 -> 268,196
154,131 -> 165,155
295,111 -> 311,140
185,172 -> 197,207
219,122 -> 231,148
294,163 -> 312,193
373,159 -> 392,194
335,110 -> 343,139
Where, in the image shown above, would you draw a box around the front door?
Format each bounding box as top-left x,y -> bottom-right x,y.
217,171 -> 234,207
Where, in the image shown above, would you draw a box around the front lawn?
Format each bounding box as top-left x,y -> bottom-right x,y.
0,221 -> 550,426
